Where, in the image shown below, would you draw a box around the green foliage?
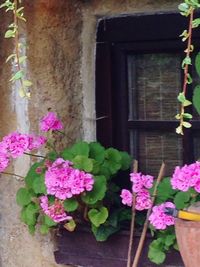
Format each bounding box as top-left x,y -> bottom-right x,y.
174,191 -> 191,209
88,207 -> 109,227
193,85 -> 200,114
148,228 -> 176,265
63,199 -> 79,212
16,140 -> 132,243
81,175 -> 107,205
16,188 -> 32,206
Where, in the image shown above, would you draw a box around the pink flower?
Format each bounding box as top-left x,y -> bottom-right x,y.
45,158 -> 94,200
130,172 -> 154,193
135,189 -> 152,210
40,112 -> 63,132
149,202 -> 175,230
120,189 -> 133,207
28,135 -> 47,150
40,196 -> 72,223
2,132 -> 29,158
0,152 -> 9,172
171,162 -> 200,192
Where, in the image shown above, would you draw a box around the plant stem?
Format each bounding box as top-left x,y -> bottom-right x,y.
180,8 -> 194,131
131,162 -> 165,267
24,152 -> 46,159
126,160 -> 138,267
1,171 -> 24,179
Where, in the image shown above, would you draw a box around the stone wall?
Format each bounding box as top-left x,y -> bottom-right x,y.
0,0 -> 180,266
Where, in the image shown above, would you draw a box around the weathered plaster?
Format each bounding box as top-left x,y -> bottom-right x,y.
0,0 -> 181,266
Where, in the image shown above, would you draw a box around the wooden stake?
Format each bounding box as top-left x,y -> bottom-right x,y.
131,162 -> 165,267
126,160 -> 138,267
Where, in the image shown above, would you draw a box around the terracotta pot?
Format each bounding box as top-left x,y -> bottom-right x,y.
175,218 -> 200,267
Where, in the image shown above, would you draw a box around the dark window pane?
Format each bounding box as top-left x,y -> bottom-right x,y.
128,53 -> 182,121
129,130 -> 183,176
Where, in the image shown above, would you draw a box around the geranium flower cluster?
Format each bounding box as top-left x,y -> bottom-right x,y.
149,202 -> 175,230
0,132 -> 46,172
40,196 -> 72,223
39,112 -> 63,132
120,172 -> 153,210
171,162 -> 200,192
45,158 -> 94,200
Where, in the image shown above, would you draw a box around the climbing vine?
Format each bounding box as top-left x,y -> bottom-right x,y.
176,0 -> 200,134
0,0 -> 32,98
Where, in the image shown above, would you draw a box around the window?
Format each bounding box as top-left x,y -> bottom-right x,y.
96,12 -> 200,176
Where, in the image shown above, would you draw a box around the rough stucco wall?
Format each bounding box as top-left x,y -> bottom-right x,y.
0,1 -> 181,267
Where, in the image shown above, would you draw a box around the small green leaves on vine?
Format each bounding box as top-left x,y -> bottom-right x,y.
0,0 -> 32,98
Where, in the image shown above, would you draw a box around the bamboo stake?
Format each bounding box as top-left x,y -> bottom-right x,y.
126,160 -> 138,267
131,162 -> 165,267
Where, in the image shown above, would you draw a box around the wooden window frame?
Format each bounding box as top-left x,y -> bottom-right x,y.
96,12 -> 200,165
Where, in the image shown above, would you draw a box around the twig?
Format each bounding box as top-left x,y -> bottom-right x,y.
1,171 -> 24,179
126,160 -> 138,267
131,162 -> 165,267
24,152 -> 46,159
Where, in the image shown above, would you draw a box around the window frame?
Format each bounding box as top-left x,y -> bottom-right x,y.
95,12 -> 200,166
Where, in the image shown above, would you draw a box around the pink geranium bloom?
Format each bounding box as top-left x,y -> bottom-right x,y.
40,112 -> 63,132
149,202 -> 175,230
45,158 -> 94,200
40,196 -> 72,223
120,189 -> 133,207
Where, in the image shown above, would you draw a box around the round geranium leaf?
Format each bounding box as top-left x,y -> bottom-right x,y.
81,175 -> 107,205
64,198 -> 79,212
16,188 -> 32,207
88,207 -> 108,227
119,151 -> 132,170
32,175 -> 47,194
89,142 -> 105,163
72,155 -> 93,172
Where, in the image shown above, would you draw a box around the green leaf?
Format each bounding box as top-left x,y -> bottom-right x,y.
91,224 -> 120,241
10,70 -> 24,82
44,215 -> 57,227
61,148 -> 74,160
183,99 -> 192,107
193,85 -> 200,115
40,224 -> 49,235
177,92 -> 186,103
20,203 -> 39,226
187,73 -> 192,84
156,177 -> 176,203
195,52 -> 200,77
148,246 -> 166,265
82,175 -> 107,204
182,121 -> 192,128
176,125 -> 183,135
64,219 -> 76,232
119,151 -> 132,170
89,142 -> 105,163
16,188 -> 32,207
70,141 -> 89,157
25,162 -> 44,189
182,113 -> 193,119
104,148 -> 122,175
5,29 -> 15,38
32,175 -> 46,194
72,155 -> 93,172
63,198 -> 78,212
88,207 -> 108,227
23,79 -> 32,87
178,3 -> 189,12
192,18 -> 200,28
165,234 -> 176,247
174,191 -> 191,209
